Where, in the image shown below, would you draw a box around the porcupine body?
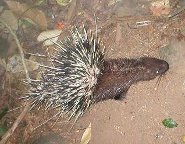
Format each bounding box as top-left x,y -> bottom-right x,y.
24,26 -> 169,120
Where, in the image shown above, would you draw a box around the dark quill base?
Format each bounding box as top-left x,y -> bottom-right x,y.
94,57 -> 169,102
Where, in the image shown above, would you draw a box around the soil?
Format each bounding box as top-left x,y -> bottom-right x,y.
1,0 -> 185,144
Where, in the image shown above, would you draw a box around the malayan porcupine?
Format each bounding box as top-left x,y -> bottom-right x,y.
23,26 -> 169,120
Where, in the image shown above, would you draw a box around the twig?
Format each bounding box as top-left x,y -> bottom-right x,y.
33,111 -> 61,131
168,5 -> 185,18
0,19 -> 31,83
0,19 -> 31,143
0,102 -> 31,144
127,20 -> 151,29
115,23 -> 122,46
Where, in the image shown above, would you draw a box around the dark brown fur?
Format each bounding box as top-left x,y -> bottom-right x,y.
94,57 -> 169,102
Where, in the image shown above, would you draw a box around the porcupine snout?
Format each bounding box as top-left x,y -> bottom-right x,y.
150,58 -> 169,76
139,57 -> 169,81
157,60 -> 169,75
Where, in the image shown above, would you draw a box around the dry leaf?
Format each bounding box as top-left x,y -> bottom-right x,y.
0,10 -> 18,31
5,0 -> 47,30
80,123 -> 91,144
37,29 -> 62,46
56,0 -> 72,6
182,135 -> 185,143
108,0 -> 120,6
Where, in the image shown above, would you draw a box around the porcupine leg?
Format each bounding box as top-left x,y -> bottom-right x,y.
94,81 -> 130,102
114,87 -> 129,100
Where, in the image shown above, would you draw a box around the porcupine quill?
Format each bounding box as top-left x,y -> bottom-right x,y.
23,25 -> 169,121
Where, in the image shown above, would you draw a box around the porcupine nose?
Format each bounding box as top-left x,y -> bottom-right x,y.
158,60 -> 169,75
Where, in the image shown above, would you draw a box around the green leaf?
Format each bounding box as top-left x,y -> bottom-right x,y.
0,123 -> 8,137
162,118 -> 178,128
5,0 -> 47,30
0,107 -> 8,120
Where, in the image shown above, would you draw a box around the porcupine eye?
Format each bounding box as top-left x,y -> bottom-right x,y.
144,69 -> 156,80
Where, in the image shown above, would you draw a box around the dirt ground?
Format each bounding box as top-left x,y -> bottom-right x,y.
1,0 -> 185,144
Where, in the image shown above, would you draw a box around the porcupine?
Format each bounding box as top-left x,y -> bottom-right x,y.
23,26 -> 169,120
